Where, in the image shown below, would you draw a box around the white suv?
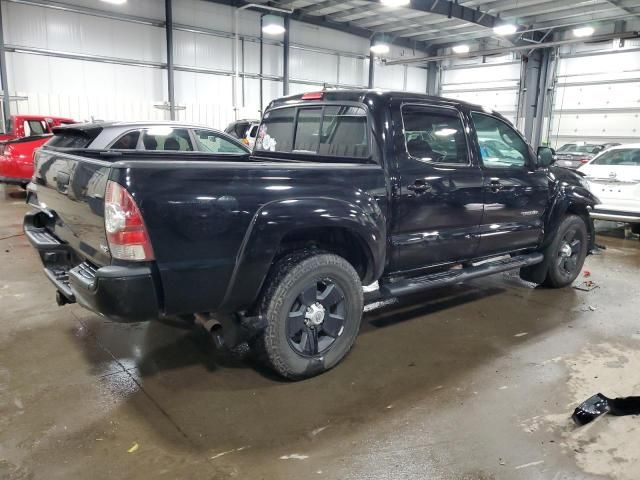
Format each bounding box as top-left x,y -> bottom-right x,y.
579,144 -> 640,233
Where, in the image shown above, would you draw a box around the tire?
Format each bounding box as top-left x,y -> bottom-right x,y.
631,223 -> 640,236
250,251 -> 363,380
542,214 -> 589,288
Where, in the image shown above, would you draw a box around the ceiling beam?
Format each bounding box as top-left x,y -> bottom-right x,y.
602,0 -> 640,19
357,0 -> 502,30
385,30 -> 640,65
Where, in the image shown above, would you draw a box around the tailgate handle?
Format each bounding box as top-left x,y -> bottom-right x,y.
55,171 -> 70,194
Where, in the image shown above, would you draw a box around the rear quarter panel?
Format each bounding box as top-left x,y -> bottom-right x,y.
112,160 -> 388,315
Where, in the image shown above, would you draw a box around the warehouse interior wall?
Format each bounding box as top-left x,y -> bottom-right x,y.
0,0 -> 428,130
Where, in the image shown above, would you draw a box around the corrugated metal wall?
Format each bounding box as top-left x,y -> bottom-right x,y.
549,39 -> 640,148
0,0 -> 428,130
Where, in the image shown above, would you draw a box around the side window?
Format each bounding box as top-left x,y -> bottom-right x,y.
401,105 -> 469,164
194,129 -> 247,153
319,106 -> 369,158
472,113 -> 529,168
110,130 -> 140,150
256,108 -> 295,153
23,121 -> 31,137
141,127 -> 193,151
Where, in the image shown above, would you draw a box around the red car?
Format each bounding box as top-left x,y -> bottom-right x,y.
0,115 -> 75,186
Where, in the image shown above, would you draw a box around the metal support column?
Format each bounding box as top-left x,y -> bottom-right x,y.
259,15 -> 264,116
0,1 -> 11,131
426,61 -> 438,95
521,51 -> 541,144
368,51 -> 374,89
283,16 -> 290,96
164,0 -> 175,120
522,49 -> 552,148
532,48 -> 551,148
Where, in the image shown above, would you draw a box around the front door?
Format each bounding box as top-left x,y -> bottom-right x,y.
389,103 -> 484,274
471,112 -> 549,257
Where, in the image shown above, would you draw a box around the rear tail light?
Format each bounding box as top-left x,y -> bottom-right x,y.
580,157 -> 590,164
104,180 -> 154,261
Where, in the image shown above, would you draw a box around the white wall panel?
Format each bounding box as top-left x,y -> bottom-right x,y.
242,42 -> 283,77
173,30 -> 233,71
290,48 -> 337,83
57,0 -> 164,21
338,55 -> 367,87
374,63 -> 405,90
406,67 -> 427,93
4,2 -> 164,62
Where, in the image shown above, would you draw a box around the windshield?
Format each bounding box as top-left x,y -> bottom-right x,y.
591,148 -> 640,166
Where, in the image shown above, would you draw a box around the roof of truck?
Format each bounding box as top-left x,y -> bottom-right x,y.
268,89 -> 489,113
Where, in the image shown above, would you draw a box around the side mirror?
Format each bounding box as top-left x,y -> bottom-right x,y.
537,146 -> 555,168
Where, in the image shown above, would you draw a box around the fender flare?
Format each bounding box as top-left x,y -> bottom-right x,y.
521,184 -> 598,284
218,196 -> 386,312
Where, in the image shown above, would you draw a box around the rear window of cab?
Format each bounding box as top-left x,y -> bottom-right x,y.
255,105 -> 370,161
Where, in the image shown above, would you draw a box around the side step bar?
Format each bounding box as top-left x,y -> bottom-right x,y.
380,252 -> 544,298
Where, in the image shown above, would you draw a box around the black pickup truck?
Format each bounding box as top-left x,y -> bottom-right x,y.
24,91 -> 598,379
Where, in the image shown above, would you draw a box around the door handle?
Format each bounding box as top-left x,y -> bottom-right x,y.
489,179 -> 503,192
407,180 -> 432,195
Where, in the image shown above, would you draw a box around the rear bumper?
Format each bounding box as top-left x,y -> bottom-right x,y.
24,210 -> 160,322
0,175 -> 30,185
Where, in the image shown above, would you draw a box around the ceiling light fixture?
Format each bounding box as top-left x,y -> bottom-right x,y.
262,14 -> 286,35
573,26 -> 595,38
100,0 -> 127,4
370,42 -> 390,55
380,0 -> 411,6
452,44 -> 470,54
493,23 -> 517,35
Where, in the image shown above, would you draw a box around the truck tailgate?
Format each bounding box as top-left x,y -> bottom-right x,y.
32,148 -> 112,266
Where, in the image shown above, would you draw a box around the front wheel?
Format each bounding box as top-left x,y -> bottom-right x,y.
250,251 -> 363,380
542,214 -> 589,288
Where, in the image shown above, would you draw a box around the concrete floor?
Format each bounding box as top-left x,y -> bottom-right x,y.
2,185 -> 640,480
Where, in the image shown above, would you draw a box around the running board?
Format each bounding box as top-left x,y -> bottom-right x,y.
380,252 -> 544,298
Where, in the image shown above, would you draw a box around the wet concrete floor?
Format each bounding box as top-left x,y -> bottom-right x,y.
2,185 -> 640,479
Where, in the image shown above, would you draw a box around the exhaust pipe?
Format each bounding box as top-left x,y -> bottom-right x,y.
194,313 -> 225,349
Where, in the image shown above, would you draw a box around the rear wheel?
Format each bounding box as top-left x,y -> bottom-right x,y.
542,214 -> 589,288
631,223 -> 640,236
250,251 -> 363,380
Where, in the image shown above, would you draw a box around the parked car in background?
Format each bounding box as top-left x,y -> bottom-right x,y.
24,90 -> 597,380
0,115 -> 76,186
225,119 -> 260,148
578,144 -> 640,234
555,142 -> 620,169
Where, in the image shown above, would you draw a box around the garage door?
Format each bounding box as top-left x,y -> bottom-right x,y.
549,40 -> 640,148
440,54 -> 521,125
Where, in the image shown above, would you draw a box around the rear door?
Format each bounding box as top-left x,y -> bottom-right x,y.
389,103 -> 484,273
471,112 -> 548,256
